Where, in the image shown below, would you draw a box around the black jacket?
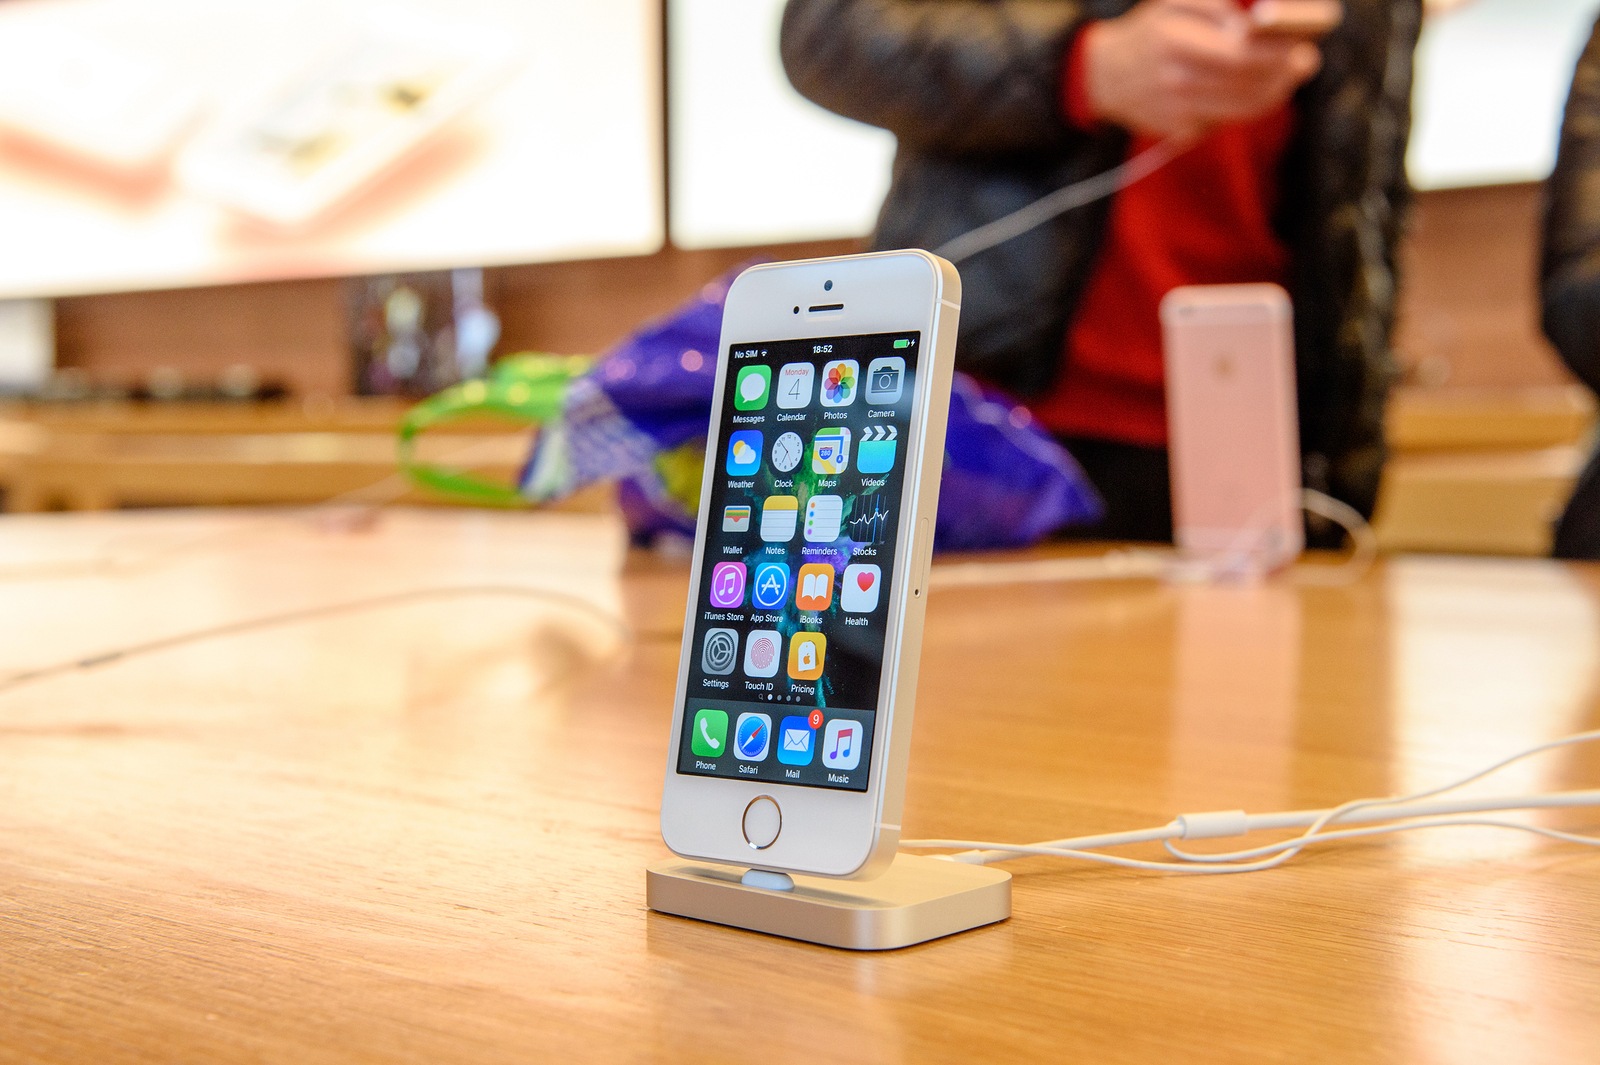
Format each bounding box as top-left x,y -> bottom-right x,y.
1541,14 -> 1600,558
781,0 -> 1420,517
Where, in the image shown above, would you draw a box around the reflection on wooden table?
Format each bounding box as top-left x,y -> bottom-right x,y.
1,508 -> 1597,1063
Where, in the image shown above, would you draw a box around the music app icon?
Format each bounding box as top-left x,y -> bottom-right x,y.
708,562 -> 746,609
822,719 -> 861,770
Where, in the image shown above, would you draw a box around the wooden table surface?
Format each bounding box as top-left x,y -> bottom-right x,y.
2,508 -> 1599,1064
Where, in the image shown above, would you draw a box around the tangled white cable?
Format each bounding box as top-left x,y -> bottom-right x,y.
900,729 -> 1600,874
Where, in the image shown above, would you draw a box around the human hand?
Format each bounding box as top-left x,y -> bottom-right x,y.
1082,0 -> 1323,141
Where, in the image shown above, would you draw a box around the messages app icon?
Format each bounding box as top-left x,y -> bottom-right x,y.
726,430 -> 762,476
734,365 -> 771,410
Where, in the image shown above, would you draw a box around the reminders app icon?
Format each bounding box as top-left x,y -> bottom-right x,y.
804,494 -> 843,542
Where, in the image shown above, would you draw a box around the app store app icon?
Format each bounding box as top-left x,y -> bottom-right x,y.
750,562 -> 790,611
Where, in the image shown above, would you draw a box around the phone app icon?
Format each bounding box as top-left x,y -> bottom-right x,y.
795,563 -> 834,611
691,708 -> 728,758
734,712 -> 772,761
743,629 -> 782,677
804,494 -> 843,542
819,359 -> 859,407
841,564 -> 881,612
865,356 -> 905,405
722,505 -> 751,533
776,362 -> 815,409
708,562 -> 746,609
750,562 -> 790,611
811,427 -> 851,474
822,719 -> 862,770
726,430 -> 762,476
734,365 -> 771,410
777,715 -> 815,766
787,631 -> 826,680
857,426 -> 897,474
771,431 -> 803,473
701,628 -> 738,674
761,495 -> 798,542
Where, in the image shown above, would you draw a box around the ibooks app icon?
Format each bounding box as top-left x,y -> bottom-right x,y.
795,563 -> 834,611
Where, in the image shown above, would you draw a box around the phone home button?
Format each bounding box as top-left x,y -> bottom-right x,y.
741,795 -> 782,850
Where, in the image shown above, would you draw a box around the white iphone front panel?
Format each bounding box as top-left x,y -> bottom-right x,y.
659,251 -> 958,878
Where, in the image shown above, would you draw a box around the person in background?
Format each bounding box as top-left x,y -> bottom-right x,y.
781,0 -> 1421,541
1542,14 -> 1600,560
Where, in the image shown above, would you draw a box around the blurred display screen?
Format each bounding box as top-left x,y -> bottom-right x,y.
1410,0 -> 1600,190
671,0 -> 1600,252
668,0 -> 894,250
0,0 -> 663,299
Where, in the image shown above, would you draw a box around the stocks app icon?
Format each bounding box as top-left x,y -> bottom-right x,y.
701,628 -> 738,675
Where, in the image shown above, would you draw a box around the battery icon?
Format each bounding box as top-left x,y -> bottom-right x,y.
893,339 -> 910,349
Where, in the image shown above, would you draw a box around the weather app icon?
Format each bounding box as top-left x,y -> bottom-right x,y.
725,430 -> 762,476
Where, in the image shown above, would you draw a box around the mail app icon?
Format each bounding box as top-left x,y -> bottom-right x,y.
776,715 -> 815,766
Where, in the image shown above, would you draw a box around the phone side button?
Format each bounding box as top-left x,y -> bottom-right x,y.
741,795 -> 782,850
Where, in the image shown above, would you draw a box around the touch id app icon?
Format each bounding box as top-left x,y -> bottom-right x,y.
777,715 -> 815,766
811,427 -> 851,474
804,494 -> 843,542
734,365 -> 771,410
726,430 -> 762,476
743,629 -> 782,678
776,362 -> 814,409
787,632 -> 826,680
734,712 -> 772,761
750,562 -> 790,611
761,495 -> 798,542
691,708 -> 728,758
820,360 -> 858,407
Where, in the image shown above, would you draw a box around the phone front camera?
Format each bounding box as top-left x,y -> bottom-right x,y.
793,306 -> 799,314
824,280 -> 833,291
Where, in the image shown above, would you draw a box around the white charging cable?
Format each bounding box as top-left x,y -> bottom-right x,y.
934,139 -> 1184,264
900,729 -> 1600,873
932,488 -> 1379,590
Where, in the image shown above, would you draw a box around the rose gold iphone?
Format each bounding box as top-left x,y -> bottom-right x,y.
1160,284 -> 1303,570
659,251 -> 960,880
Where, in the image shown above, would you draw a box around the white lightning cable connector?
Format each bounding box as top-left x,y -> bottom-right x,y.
900,729 -> 1600,874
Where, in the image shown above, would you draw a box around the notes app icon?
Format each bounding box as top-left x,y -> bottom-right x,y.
795,563 -> 834,611
787,632 -> 826,680
761,495 -> 798,542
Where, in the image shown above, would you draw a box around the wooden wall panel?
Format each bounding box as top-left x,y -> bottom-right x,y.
47,183 -> 1579,401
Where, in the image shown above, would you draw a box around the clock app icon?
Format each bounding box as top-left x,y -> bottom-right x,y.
771,432 -> 803,473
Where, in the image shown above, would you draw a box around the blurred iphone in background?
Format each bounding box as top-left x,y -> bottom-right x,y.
1160,284 -> 1303,572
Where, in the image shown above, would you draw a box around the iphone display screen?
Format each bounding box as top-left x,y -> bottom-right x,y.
674,331 -> 920,792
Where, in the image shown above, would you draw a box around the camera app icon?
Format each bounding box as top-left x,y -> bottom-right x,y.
865,357 -> 904,405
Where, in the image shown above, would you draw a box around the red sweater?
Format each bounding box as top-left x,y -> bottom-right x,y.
1031,16 -> 1293,448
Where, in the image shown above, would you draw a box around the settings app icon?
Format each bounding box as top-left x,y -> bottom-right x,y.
701,628 -> 739,675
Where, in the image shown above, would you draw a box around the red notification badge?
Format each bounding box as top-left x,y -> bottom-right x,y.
808,708 -> 824,730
